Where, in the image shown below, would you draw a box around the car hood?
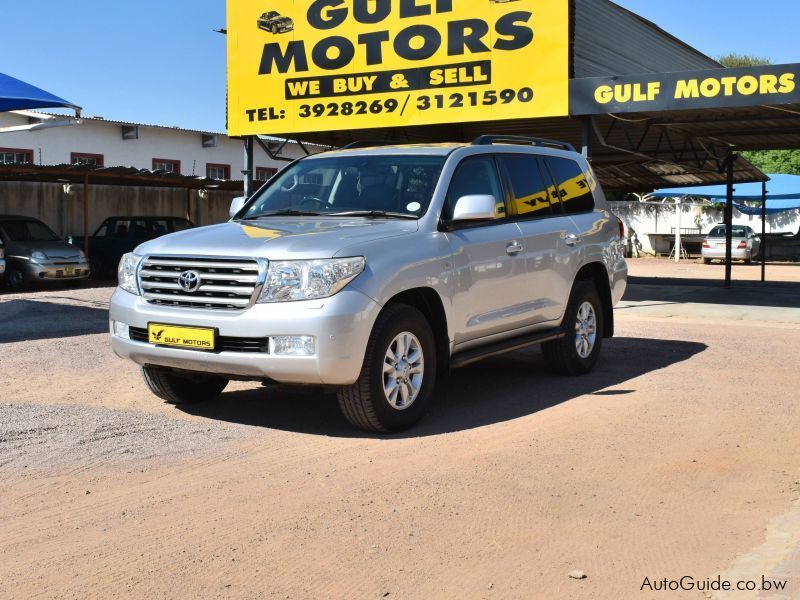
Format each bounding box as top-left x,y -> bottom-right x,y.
134,218 -> 418,260
9,240 -> 84,260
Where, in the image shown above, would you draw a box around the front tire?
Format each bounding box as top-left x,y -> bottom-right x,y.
141,366 -> 228,405
337,304 -> 436,433
542,280 -> 604,376
5,263 -> 27,291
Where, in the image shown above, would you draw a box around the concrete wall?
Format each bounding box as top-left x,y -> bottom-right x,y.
0,112 -> 308,177
612,201 -> 800,256
0,181 -> 236,237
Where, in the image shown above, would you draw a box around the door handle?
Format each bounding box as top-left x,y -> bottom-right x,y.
506,241 -> 524,255
565,234 -> 582,247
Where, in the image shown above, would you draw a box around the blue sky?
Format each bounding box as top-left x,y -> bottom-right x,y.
1,1 -> 797,133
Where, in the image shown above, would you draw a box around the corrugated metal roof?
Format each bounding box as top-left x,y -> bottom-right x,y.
30,112 -> 327,147
0,163 -> 245,190
572,0 -> 720,78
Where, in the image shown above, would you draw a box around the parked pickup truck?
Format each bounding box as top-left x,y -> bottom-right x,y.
70,216 -> 193,279
109,136 -> 627,432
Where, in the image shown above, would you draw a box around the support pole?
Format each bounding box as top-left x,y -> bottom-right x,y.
724,153 -> 736,288
83,174 -> 89,258
674,197 -> 682,263
581,117 -> 593,161
761,180 -> 767,283
243,136 -> 255,199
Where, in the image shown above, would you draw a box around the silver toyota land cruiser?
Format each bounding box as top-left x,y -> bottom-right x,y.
110,136 -> 627,432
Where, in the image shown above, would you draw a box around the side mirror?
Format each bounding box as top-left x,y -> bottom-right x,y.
451,195 -> 498,222
229,196 -> 246,219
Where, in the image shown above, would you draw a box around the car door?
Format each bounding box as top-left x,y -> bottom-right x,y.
498,153 -> 581,325
444,154 -> 531,347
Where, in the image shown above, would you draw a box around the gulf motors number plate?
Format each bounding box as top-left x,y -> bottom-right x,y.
63,267 -> 76,276
148,323 -> 215,351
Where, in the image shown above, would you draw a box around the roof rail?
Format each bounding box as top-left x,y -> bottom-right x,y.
471,135 -> 576,152
339,141 -> 399,150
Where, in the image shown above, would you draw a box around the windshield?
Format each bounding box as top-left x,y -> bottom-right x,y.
0,220 -> 60,242
240,155 -> 446,219
709,225 -> 747,238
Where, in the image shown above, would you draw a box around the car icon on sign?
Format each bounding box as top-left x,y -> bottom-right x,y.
257,11 -> 294,34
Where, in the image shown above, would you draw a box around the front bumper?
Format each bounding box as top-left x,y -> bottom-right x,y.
109,287 -> 381,385
24,260 -> 90,281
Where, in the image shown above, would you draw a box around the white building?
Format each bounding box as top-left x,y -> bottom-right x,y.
0,111 -> 310,181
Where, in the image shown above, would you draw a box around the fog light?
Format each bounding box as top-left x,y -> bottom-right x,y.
112,320 -> 130,340
270,336 -> 315,356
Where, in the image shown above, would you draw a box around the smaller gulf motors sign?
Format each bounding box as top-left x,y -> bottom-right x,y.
570,63 -> 800,115
227,0 -> 569,136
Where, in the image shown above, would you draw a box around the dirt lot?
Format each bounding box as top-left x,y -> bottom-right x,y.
1,259 -> 799,599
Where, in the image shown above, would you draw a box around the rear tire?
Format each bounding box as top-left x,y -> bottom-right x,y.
542,280 -> 604,376
703,258 -> 712,265
337,304 -> 436,433
141,366 -> 228,405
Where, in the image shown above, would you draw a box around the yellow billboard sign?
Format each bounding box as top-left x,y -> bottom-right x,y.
227,0 -> 569,136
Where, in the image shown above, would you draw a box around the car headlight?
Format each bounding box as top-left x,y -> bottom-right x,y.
118,253 -> 142,295
77,249 -> 86,260
258,257 -> 365,303
31,251 -> 48,262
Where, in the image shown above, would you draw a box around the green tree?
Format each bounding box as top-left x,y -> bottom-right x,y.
718,53 -> 800,175
717,53 -> 770,68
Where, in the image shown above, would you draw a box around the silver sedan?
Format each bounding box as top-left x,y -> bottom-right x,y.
702,224 -> 761,264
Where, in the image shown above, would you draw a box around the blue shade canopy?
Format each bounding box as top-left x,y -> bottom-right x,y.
652,174 -> 800,215
0,72 -> 79,112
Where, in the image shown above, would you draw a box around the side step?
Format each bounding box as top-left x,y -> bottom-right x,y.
450,328 -> 566,369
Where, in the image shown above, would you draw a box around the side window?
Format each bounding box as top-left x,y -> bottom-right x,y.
500,155 -> 558,219
94,220 -> 109,237
446,156 -> 505,220
112,220 -> 130,237
148,219 -> 169,238
546,157 -> 595,215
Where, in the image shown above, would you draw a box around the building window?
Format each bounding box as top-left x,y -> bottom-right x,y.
207,163 -> 231,180
121,125 -> 139,140
71,153 -> 104,167
0,148 -> 34,165
153,159 -> 181,174
202,134 -> 218,148
255,167 -> 277,181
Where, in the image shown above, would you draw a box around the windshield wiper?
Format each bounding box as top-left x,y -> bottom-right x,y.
240,209 -> 322,219
328,210 -> 419,220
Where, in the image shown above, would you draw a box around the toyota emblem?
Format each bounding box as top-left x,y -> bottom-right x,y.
178,270 -> 202,293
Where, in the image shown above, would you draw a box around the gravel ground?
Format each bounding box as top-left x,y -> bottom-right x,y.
1,261 -> 799,599
0,403 -> 244,473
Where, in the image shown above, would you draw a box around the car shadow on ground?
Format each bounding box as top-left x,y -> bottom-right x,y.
0,299 -> 109,343
178,336 -> 707,439
625,277 -> 800,309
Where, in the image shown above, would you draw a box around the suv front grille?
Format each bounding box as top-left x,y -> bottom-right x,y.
139,256 -> 262,310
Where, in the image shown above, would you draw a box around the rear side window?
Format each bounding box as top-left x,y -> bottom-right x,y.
446,156 -> 506,220
500,155 -> 559,219
149,219 -> 169,238
546,157 -> 595,215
